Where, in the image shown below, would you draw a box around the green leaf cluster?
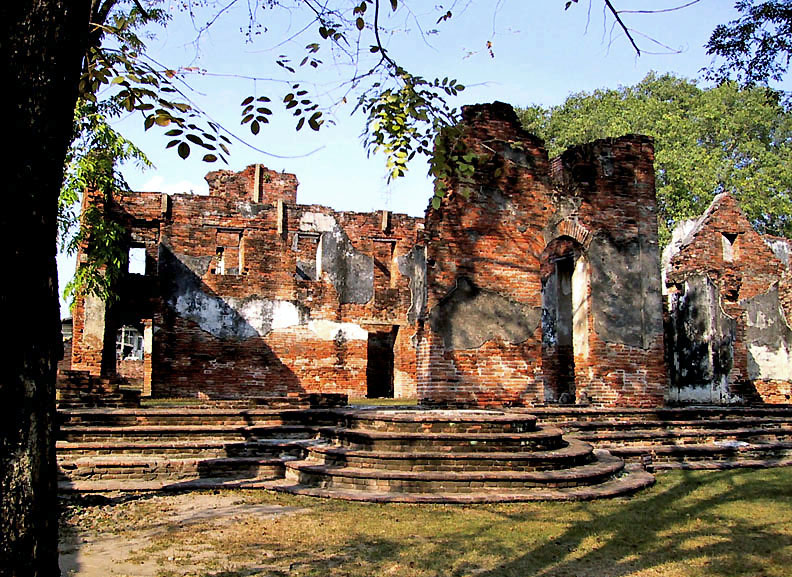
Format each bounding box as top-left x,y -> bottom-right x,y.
706,0 -> 792,86
81,5 -> 232,164
359,71 -> 465,186
517,72 -> 792,244
60,98 -> 151,306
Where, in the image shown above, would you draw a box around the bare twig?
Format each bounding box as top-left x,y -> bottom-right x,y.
373,0 -> 398,69
618,0 -> 701,15
603,0 -> 640,55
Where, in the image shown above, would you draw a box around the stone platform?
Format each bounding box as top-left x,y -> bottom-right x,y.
57,404 -> 792,502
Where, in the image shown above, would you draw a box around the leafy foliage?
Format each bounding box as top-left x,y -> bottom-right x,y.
518,73 -> 792,244
706,0 -> 792,86
61,99 -> 151,304
65,0 -> 472,303
81,4 -> 232,163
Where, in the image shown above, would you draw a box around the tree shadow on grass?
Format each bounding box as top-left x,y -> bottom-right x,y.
59,469 -> 792,577
280,469 -> 792,577
470,468 -> 792,577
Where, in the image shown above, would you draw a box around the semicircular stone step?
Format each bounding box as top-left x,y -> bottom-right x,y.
339,409 -> 538,433
265,464 -> 654,503
317,425 -> 565,452
306,437 -> 596,472
283,449 -> 624,493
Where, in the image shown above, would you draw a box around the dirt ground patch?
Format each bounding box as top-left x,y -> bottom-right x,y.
59,492 -> 307,577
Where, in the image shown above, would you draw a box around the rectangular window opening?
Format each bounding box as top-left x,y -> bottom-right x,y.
128,246 -> 146,275
293,232 -> 320,281
722,232 -> 738,263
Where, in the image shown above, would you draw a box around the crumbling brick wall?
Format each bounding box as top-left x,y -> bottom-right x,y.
71,166 -> 422,399
77,102 -> 792,408
664,194 -> 792,404
417,102 -> 666,407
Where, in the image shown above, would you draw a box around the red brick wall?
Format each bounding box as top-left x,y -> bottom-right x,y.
71,168 -> 423,400
417,102 -> 666,407
665,194 -> 792,403
205,164 -> 298,204
117,358 -> 143,385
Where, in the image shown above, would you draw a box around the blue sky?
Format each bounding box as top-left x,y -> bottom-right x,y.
61,0 -> 778,312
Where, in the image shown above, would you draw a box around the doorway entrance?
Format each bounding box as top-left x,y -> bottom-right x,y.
541,237 -> 588,403
366,326 -> 398,398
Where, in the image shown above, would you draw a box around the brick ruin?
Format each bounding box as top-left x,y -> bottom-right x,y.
70,163 -> 422,400
67,102 -> 792,406
664,193 -> 792,404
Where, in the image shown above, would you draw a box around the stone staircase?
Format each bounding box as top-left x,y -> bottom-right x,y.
56,404 -> 792,501
269,409 -> 652,503
530,406 -> 792,471
57,407 -> 326,491
57,406 -> 653,501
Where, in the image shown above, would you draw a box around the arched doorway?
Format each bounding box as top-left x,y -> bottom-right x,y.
541,237 -> 589,403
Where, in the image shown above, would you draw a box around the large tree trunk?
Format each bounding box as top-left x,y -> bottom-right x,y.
1,2 -> 90,576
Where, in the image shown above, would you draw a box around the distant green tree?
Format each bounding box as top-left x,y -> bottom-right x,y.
517,73 -> 792,244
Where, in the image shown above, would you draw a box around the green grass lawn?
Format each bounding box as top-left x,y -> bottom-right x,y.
60,468 -> 792,577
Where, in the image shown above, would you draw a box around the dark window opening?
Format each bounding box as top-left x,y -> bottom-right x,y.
372,240 -> 395,287
214,229 -> 242,275
542,245 -> 581,404
554,256 -> 576,401
293,232 -> 320,281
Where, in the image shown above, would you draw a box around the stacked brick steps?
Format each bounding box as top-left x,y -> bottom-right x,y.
529,406 -> 792,470
270,409 -> 653,502
57,370 -> 141,409
305,437 -> 595,471
57,407 -> 651,500
57,405 -> 792,497
57,408 -> 322,491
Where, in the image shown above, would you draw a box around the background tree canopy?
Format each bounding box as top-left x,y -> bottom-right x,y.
517,72 -> 792,244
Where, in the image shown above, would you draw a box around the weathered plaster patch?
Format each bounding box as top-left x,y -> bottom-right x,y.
308,320 -> 368,341
748,344 -> 792,381
666,274 -> 736,403
83,294 -> 107,349
589,234 -> 663,348
173,292 -> 304,340
160,243 -> 307,340
299,211 -> 337,233
397,245 -> 427,322
743,287 -> 792,380
319,225 -> 373,304
764,237 -> 791,267
294,212 -> 375,303
429,277 -> 541,350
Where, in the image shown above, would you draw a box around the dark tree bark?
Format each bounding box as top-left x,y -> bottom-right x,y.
0,2 -> 91,576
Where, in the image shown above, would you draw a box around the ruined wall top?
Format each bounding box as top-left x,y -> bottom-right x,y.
460,101 -> 545,148
204,164 -> 298,204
